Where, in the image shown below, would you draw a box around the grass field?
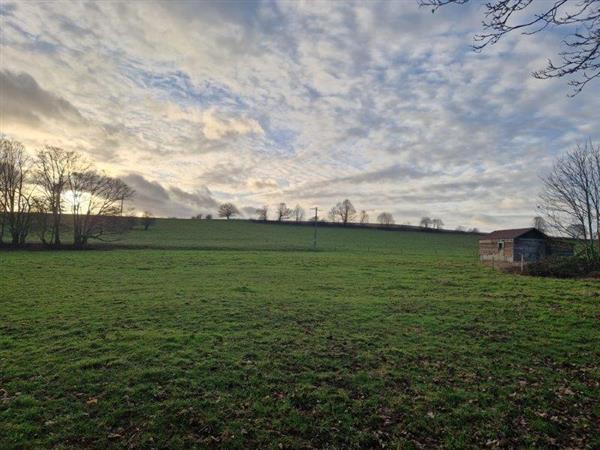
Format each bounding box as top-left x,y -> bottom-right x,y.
1,220 -> 599,449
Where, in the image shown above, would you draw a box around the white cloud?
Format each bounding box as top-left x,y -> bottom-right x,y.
201,109 -> 264,140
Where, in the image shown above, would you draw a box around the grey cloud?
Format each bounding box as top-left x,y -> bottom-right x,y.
0,70 -> 85,126
241,206 -> 258,217
198,162 -> 250,186
170,186 -> 219,209
123,173 -> 170,203
123,173 -> 217,217
0,2 -> 16,16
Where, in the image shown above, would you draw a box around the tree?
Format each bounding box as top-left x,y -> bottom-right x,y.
421,0 -> 600,95
141,211 -> 156,231
377,212 -> 395,225
276,202 -> 292,221
192,213 -> 203,220
218,203 -> 239,220
35,146 -> 79,246
420,217 -> 433,228
328,207 -> 338,223
359,210 -> 369,224
455,225 -> 466,232
539,140 -> 599,260
567,223 -> 586,239
331,199 -> 356,225
255,205 -> 268,221
293,204 -> 305,222
432,218 -> 444,229
205,214 -> 213,220
0,138 -> 34,246
68,170 -> 134,248
533,216 -> 547,232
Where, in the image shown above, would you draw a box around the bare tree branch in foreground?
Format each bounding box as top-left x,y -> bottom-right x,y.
420,0 -> 600,95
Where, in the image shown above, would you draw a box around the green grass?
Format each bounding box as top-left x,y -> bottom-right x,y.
1,220 -> 599,448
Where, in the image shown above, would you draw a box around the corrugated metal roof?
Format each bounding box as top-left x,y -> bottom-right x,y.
482,228 -> 546,240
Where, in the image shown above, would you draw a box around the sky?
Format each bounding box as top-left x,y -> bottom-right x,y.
1,1 -> 598,230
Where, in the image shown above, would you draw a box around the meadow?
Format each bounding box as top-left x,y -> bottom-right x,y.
1,220 -> 599,449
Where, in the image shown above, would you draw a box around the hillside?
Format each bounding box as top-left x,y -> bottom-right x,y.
2,220 -> 598,449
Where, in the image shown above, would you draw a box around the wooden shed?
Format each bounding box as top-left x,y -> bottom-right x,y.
479,228 -> 574,264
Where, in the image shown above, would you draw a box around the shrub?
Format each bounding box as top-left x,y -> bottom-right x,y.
525,256 -> 599,278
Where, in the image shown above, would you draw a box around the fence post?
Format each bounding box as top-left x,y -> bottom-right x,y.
312,207 -> 318,250
520,254 -> 524,273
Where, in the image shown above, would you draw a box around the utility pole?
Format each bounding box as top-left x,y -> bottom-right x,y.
312,207 -> 318,250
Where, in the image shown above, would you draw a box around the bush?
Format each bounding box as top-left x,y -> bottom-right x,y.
525,256 -> 599,278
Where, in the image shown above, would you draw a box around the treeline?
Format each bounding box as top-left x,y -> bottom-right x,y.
212,198 -> 476,231
0,138 -> 135,248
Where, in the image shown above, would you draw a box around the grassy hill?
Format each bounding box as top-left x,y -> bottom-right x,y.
2,220 -> 598,448
120,218 -> 480,256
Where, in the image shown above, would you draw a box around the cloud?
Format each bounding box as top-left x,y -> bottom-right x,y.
123,173 -> 218,217
201,109 -> 264,140
0,1 -> 598,230
0,69 -> 85,126
247,177 -> 279,190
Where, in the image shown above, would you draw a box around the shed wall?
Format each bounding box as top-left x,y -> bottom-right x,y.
513,238 -> 546,262
479,239 -> 514,262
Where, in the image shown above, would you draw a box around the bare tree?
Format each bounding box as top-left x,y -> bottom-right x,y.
420,0 -> 600,95
533,216 -> 547,232
359,210 -> 369,224
377,212 -> 395,225
567,222 -> 586,238
141,211 -> 156,231
420,216 -> 433,228
218,203 -> 239,220
255,205 -> 268,221
432,218 -> 444,229
293,204 -> 305,222
539,140 -> 599,259
328,207 -> 338,223
35,146 -> 79,246
331,199 -> 357,225
276,202 -> 292,221
0,138 -> 35,246
68,170 -> 134,247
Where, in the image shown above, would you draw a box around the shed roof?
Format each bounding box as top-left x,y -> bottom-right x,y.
483,228 -> 547,240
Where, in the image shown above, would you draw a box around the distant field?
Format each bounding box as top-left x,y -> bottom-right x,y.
1,220 -> 599,448
18,218 -> 480,255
